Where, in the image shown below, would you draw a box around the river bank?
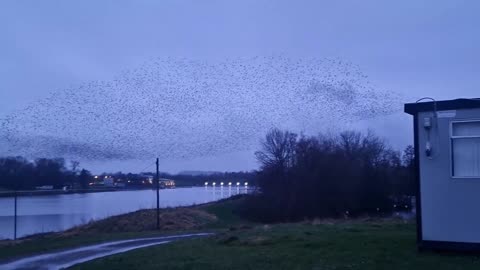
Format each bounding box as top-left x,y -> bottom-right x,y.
0,187 -> 237,239
0,186 -> 191,198
0,196 -> 244,261
2,196 -> 479,270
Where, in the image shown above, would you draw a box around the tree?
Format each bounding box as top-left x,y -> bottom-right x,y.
0,157 -> 93,190
78,169 -> 91,189
402,145 -> 416,195
403,145 -> 415,168
252,129 -> 298,219
0,157 -> 35,189
255,128 -> 297,170
70,161 -> 80,174
34,158 -> 66,188
243,129 -> 408,222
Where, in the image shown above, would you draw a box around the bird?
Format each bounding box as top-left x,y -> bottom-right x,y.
0,56 -> 408,164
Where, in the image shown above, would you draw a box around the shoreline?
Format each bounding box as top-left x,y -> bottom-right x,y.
0,195 -> 411,242
0,196 -> 237,243
0,195 -> 472,270
0,186 -> 197,198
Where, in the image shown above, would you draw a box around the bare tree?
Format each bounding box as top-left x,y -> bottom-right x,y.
403,145 -> 414,168
246,128 -> 410,222
70,160 -> 80,174
255,128 -> 297,170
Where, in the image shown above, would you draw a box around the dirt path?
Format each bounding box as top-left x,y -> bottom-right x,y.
1,233 -> 213,270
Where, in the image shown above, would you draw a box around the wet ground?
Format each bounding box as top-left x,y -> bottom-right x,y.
0,233 -> 213,270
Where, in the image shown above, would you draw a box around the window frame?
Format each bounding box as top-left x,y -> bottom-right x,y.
450,119 -> 480,179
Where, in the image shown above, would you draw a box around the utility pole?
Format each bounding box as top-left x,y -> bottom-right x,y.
14,190 -> 17,240
156,158 -> 160,230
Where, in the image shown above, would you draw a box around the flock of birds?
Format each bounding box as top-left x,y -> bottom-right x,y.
0,56 -> 406,162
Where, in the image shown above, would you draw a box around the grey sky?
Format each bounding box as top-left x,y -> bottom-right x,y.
1,0 -> 479,173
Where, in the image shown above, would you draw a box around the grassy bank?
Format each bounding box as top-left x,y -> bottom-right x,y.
0,196 -> 249,261
72,222 -> 480,270
2,196 -> 480,269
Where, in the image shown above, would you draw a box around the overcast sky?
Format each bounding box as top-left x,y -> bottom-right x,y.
1,0 -> 479,173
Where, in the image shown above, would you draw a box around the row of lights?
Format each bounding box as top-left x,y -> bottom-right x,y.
205,182 -> 248,186
93,176 -> 111,179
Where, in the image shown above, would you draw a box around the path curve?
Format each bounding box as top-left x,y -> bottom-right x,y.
1,233 -> 214,270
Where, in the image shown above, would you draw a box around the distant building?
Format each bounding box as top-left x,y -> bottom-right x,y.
114,179 -> 126,188
104,177 -> 114,187
35,185 -> 53,190
115,182 -> 126,188
146,176 -> 154,183
159,178 -> 175,189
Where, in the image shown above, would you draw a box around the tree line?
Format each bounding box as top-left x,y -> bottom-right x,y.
240,128 -> 415,222
0,157 -> 91,190
0,157 -> 255,190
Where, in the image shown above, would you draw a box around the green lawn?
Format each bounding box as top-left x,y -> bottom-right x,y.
70,222 -> 480,270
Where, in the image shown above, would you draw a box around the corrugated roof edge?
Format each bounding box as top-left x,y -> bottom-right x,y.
404,98 -> 480,115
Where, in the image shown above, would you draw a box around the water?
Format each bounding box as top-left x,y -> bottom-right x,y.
0,186 -> 247,239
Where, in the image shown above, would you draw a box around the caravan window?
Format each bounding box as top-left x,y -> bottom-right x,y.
451,121 -> 480,177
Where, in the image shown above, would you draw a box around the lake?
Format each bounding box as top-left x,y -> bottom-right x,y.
0,186 -> 248,239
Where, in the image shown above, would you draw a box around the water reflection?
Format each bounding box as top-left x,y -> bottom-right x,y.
0,188 -> 412,240
204,184 -> 249,202
0,187 -> 245,239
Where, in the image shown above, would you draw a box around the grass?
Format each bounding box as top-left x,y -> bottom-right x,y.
3,196 -> 480,269
66,207 -> 217,233
201,196 -> 255,229
71,222 -> 480,270
0,196 -> 249,262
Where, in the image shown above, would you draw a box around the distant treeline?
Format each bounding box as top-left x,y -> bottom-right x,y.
98,171 -> 255,187
0,157 -> 91,190
0,156 -> 256,190
240,129 -> 415,222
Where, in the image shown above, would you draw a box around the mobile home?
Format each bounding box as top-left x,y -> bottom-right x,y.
405,98 -> 480,251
